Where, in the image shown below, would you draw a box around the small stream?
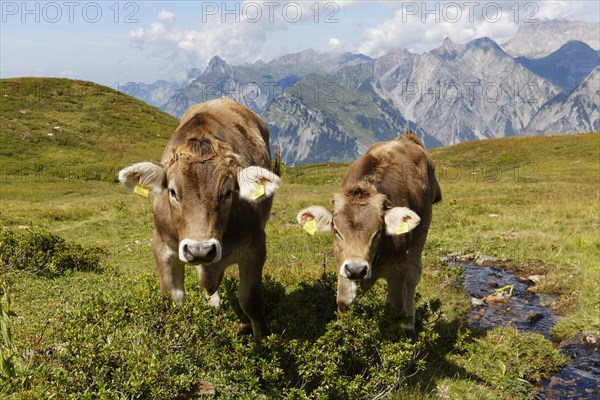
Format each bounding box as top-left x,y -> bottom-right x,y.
444,257 -> 599,399
461,263 -> 555,338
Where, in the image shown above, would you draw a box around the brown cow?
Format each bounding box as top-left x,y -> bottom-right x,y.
119,97 -> 280,341
297,132 -> 441,334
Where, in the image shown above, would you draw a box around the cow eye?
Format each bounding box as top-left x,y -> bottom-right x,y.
333,226 -> 343,240
169,188 -> 178,200
221,189 -> 233,202
370,229 -> 381,241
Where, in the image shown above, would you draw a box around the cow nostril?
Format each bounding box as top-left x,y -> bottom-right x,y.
357,267 -> 367,279
180,240 -> 220,264
344,262 -> 368,279
205,243 -> 217,260
182,243 -> 195,262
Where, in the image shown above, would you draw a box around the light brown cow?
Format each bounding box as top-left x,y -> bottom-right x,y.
119,97 -> 280,341
297,131 -> 441,333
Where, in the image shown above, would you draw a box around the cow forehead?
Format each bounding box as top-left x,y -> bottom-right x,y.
334,200 -> 383,232
168,155 -> 235,189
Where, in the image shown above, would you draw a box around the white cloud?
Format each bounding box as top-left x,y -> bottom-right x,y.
129,1 -> 599,81
357,2 -> 524,56
329,37 -> 341,47
158,10 -> 175,22
129,2 -> 355,79
356,1 -> 599,57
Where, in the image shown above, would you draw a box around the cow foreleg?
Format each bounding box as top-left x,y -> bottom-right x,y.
386,257 -> 422,335
336,275 -> 359,313
237,243 -> 268,342
194,264 -> 225,307
153,233 -> 185,305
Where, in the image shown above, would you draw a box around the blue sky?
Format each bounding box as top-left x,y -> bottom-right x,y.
1,1 -> 599,86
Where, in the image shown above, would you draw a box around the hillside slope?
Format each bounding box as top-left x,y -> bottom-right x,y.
0,78 -> 178,181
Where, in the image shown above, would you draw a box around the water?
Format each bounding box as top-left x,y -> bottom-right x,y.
448,259 -> 599,399
460,262 -> 555,339
538,338 -> 600,399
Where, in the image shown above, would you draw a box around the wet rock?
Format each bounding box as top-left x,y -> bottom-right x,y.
471,297 -> 484,307
527,275 -> 545,285
585,335 -> 597,345
527,312 -> 544,324
475,255 -> 502,266
441,252 -> 471,264
458,253 -> 475,262
488,279 -> 499,288
559,331 -> 600,352
486,295 -> 506,305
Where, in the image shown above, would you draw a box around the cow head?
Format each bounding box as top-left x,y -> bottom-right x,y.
119,138 -> 280,265
297,182 -> 420,309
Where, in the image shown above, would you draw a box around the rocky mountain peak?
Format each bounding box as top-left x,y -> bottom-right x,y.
204,56 -> 231,75
467,36 -> 505,54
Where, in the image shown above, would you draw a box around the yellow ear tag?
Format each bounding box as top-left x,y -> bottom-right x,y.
134,184 -> 150,197
396,221 -> 409,235
303,220 -> 317,235
252,183 -> 266,200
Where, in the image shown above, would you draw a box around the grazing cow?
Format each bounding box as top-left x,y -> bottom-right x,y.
119,97 -> 280,341
297,132 -> 441,334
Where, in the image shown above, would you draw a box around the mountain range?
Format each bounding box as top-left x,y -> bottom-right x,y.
133,19 -> 599,165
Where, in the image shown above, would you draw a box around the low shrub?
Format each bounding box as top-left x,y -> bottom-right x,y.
0,228 -> 105,277
0,285 -> 30,391
20,274 -> 440,399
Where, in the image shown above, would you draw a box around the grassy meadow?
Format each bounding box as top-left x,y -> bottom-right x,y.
1,78 -> 598,398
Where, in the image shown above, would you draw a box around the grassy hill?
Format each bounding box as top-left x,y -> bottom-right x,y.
0,79 -> 598,399
0,78 -> 178,181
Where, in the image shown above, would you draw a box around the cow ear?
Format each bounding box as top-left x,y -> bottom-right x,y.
118,162 -> 166,197
237,166 -> 281,202
296,206 -> 333,234
384,207 -> 420,236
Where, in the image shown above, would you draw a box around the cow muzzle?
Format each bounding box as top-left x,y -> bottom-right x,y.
179,238 -> 222,265
340,259 -> 371,280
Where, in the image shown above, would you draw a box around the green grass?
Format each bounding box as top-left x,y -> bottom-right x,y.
1,78 -> 598,398
0,78 -> 178,181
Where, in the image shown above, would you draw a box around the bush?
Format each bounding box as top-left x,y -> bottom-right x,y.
0,228 -> 105,277
21,274 -> 440,399
0,284 -> 30,391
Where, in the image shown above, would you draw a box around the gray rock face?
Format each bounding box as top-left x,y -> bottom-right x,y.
368,37 -> 560,144
130,20 -> 599,165
516,41 -> 600,91
527,66 -> 600,134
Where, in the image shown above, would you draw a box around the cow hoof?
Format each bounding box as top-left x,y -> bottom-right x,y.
404,327 -> 417,341
237,322 -> 253,336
